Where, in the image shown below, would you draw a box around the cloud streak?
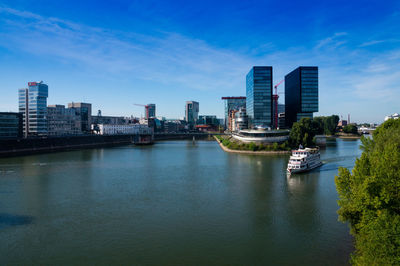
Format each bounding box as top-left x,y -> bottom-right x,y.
0,7 -> 254,93
0,6 -> 399,123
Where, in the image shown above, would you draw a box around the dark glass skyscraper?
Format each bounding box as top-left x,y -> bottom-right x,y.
285,66 -> 318,128
246,66 -> 273,127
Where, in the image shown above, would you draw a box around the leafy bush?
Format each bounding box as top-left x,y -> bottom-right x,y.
272,142 -> 278,151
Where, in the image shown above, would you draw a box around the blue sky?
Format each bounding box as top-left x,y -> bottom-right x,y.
0,0 -> 399,123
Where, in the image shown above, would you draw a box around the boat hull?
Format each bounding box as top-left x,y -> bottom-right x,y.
287,161 -> 322,174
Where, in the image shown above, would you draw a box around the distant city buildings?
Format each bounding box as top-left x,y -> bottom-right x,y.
0,112 -> 22,139
246,66 -> 273,128
285,66 -> 318,128
197,115 -> 218,126
185,101 -> 199,127
68,102 -> 92,133
92,123 -> 152,135
384,113 -> 399,121
337,120 -> 348,127
221,96 -> 246,129
18,81 -> 49,137
47,105 -> 81,136
92,115 -> 127,125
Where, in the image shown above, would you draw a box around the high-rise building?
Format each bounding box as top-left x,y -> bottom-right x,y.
221,96 -> 246,129
147,104 -> 156,118
68,102 -> 92,133
246,66 -> 273,128
285,66 -> 318,128
185,101 -> 199,127
18,81 -> 49,137
0,112 -> 23,139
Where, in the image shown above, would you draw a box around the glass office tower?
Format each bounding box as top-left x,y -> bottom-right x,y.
246,66 -> 273,128
18,81 -> 48,137
185,101 -> 199,127
147,104 -> 156,118
285,66 -> 318,128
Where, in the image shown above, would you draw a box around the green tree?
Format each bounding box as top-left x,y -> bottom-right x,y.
343,124 -> 358,134
324,115 -> 340,135
289,118 -> 320,147
335,119 -> 400,265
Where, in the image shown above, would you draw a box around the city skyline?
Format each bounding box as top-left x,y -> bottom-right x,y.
1,1 -> 400,123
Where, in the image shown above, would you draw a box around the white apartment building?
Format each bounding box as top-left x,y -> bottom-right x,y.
92,124 -> 153,135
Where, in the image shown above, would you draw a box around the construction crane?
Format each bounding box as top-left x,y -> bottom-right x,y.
273,80 -> 284,129
133,103 -> 149,119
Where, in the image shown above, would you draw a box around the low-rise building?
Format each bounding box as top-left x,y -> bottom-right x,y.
198,115 -> 218,126
47,105 -> 81,136
91,115 -> 127,125
0,112 -> 23,139
92,124 -> 153,135
68,102 -> 92,133
232,128 -> 290,144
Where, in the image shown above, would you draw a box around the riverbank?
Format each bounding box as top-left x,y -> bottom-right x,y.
335,133 -> 362,139
0,135 -> 139,157
214,136 -> 290,155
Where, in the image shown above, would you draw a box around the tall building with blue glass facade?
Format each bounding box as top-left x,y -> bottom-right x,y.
285,66 -> 318,128
18,81 -> 49,137
246,66 -> 273,127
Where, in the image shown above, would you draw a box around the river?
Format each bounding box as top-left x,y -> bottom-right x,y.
0,138 -> 360,265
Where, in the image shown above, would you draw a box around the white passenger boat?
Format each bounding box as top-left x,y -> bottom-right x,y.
287,146 -> 322,174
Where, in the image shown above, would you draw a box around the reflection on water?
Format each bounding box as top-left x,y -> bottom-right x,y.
0,139 -> 360,265
0,213 -> 34,229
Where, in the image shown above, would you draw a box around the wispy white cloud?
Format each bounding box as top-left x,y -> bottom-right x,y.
359,40 -> 386,47
315,32 -> 348,49
0,7 -> 254,93
0,7 -> 399,122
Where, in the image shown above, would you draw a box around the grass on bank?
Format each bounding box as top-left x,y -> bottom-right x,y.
215,135 -> 291,152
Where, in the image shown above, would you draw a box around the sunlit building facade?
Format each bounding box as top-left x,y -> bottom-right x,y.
18,81 -> 49,137
246,66 -> 273,128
